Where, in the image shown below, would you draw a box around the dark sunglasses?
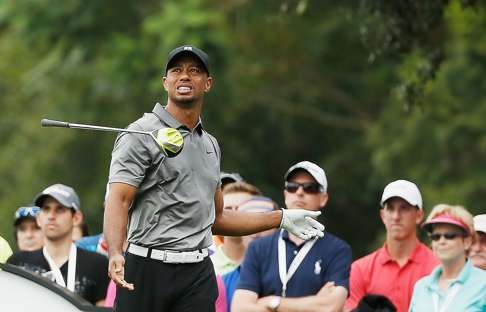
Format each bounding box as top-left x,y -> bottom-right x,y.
429,232 -> 464,241
284,182 -> 323,194
15,206 -> 40,219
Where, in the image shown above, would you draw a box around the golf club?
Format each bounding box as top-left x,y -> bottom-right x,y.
40,118 -> 184,157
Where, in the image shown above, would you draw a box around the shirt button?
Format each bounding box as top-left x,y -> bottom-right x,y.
293,250 -> 298,255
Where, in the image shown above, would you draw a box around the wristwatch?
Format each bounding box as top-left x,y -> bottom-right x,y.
267,296 -> 281,312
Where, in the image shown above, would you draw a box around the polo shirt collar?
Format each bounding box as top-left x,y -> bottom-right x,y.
152,103 -> 204,134
281,229 -> 291,241
427,259 -> 472,291
378,239 -> 422,265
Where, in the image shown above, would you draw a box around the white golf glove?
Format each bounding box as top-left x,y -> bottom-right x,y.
280,208 -> 325,240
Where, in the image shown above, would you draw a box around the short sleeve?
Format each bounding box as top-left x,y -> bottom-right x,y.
206,133 -> 222,188
322,240 -> 352,291
108,123 -> 154,187
236,240 -> 262,294
345,260 -> 367,309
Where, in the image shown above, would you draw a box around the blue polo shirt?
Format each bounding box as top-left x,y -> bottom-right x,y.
409,260 -> 486,312
237,230 -> 351,297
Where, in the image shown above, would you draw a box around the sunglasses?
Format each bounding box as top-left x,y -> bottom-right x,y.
284,182 -> 323,194
429,232 -> 464,241
15,206 -> 40,219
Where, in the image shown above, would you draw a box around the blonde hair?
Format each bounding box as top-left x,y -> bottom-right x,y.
222,181 -> 262,196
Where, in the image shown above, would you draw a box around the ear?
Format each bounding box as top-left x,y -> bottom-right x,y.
204,76 -> 213,92
72,211 -> 83,226
162,76 -> 169,92
464,235 -> 473,251
415,209 -> 424,225
36,214 -> 42,228
319,193 -> 329,208
379,208 -> 386,224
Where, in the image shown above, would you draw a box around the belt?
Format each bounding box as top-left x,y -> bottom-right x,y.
127,244 -> 209,264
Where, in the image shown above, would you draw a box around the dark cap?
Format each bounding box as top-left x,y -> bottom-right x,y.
165,45 -> 210,74
220,171 -> 244,187
34,183 -> 81,210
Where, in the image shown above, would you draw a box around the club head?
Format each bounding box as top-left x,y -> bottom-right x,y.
151,128 -> 184,157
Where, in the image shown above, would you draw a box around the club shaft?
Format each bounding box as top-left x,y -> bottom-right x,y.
41,119 -> 151,136
67,123 -> 150,136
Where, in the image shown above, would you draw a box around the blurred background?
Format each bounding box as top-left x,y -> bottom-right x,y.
1,0 -> 485,259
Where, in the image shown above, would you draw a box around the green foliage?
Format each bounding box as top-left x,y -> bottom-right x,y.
0,0 -> 485,260
368,1 -> 486,216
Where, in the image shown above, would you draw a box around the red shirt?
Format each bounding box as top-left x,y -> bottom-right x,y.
345,240 -> 439,312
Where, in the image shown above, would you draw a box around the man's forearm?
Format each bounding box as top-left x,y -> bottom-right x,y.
103,188 -> 131,256
267,286 -> 347,312
212,210 -> 282,236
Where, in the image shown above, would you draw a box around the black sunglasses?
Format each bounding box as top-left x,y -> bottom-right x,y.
285,182 -> 323,194
429,232 -> 464,241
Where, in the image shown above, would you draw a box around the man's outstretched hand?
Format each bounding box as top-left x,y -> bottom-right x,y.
280,209 -> 325,240
108,253 -> 134,291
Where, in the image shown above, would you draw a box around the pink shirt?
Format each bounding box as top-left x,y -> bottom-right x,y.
215,275 -> 227,312
104,280 -> 116,308
345,241 -> 439,312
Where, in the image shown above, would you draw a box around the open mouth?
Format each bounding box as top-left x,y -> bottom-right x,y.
177,86 -> 192,94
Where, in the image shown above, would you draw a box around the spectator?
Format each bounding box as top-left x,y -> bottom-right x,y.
13,206 -> 43,251
470,214 -> 486,270
220,172 -> 245,190
345,180 -> 439,312
232,161 -> 352,312
0,235 -> 12,263
409,204 -> 486,311
213,172 -> 246,248
216,183 -> 277,311
7,184 -> 109,306
211,182 -> 269,274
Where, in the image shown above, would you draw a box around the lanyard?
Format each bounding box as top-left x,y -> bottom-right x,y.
43,243 -> 77,292
278,230 -> 318,297
432,282 -> 461,312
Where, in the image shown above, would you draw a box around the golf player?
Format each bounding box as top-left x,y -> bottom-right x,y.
104,45 -> 325,312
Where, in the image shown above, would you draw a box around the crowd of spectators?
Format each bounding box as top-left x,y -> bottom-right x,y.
1,162 -> 485,311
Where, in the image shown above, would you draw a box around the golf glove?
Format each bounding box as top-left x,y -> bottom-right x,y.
280,208 -> 325,240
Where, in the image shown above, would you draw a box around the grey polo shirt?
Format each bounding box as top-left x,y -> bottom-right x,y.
108,103 -> 221,251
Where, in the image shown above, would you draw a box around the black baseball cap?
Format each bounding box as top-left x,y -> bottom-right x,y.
165,45 -> 210,74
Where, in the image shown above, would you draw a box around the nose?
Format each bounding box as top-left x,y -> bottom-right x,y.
295,185 -> 305,196
179,69 -> 190,80
390,209 -> 401,219
46,209 -> 56,219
